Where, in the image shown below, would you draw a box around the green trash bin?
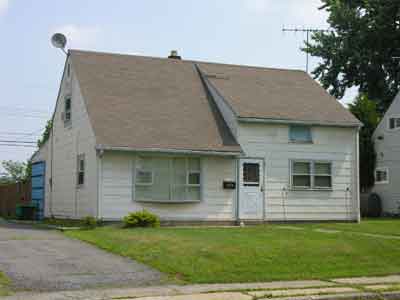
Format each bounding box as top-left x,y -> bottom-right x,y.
16,204 -> 36,220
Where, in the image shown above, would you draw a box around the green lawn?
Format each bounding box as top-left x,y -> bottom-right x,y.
0,272 -> 11,296
65,220 -> 400,284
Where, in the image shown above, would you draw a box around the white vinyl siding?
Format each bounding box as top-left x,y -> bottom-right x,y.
238,123 -> 358,221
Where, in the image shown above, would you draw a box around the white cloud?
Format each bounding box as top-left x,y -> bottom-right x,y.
0,0 -> 9,16
52,24 -> 101,49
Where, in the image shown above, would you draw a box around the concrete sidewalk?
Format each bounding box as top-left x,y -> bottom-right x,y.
3,275 -> 400,300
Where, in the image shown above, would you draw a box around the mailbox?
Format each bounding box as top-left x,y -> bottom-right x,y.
223,180 -> 236,189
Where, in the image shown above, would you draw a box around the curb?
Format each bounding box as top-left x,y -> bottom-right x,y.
274,291 -> 400,300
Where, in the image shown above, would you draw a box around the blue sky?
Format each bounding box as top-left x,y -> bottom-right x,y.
0,0 -> 357,170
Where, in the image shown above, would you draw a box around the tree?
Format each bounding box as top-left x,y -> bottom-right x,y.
0,160 -> 30,184
304,0 -> 400,114
348,94 -> 380,191
37,120 -> 52,148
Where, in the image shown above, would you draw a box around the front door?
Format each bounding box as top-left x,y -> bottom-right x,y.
239,159 -> 264,220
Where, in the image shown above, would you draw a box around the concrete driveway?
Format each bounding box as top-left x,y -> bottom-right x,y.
0,222 -> 164,292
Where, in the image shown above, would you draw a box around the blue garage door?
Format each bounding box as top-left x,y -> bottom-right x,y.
31,161 -> 45,220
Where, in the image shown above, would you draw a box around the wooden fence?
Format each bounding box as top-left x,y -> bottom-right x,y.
0,181 -> 31,218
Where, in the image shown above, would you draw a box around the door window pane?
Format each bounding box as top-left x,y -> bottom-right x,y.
243,163 -> 259,186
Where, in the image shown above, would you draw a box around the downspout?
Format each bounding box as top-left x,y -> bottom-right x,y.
355,127 -> 361,223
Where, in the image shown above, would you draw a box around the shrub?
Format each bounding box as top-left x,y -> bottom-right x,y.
123,210 -> 160,228
82,216 -> 99,228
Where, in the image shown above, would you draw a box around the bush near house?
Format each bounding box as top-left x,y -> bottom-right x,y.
123,210 -> 160,228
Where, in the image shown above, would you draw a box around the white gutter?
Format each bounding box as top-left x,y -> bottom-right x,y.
96,145 -> 242,157
238,117 -> 361,128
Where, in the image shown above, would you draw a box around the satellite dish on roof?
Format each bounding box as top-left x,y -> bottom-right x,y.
51,33 -> 67,54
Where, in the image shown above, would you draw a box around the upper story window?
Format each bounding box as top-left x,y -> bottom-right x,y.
375,167 -> 389,184
77,154 -> 85,186
289,125 -> 312,143
63,97 -> 71,125
135,157 -> 201,202
388,116 -> 400,130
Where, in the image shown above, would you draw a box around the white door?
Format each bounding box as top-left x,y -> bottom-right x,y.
239,159 -> 264,220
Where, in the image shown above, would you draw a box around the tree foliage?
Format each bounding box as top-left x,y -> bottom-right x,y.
0,160 -> 30,184
304,0 -> 400,113
37,120 -> 52,148
348,94 -> 380,190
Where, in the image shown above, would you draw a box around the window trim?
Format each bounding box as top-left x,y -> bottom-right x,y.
133,156 -> 202,203
375,167 -> 389,184
289,125 -> 313,144
77,154 -> 85,187
290,160 -> 332,190
387,115 -> 400,131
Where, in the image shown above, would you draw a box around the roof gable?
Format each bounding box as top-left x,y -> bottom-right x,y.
70,50 -> 241,153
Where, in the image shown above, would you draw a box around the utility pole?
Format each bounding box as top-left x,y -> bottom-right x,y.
282,27 -> 331,73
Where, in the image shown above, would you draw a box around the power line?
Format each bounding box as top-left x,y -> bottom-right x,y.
0,140 -> 37,144
0,105 -> 51,114
0,144 -> 37,148
0,113 -> 49,119
282,27 -> 332,73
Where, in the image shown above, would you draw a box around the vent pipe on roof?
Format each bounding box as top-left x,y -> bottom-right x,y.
168,50 -> 181,60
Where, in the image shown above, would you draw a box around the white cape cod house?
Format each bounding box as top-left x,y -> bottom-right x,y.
373,92 -> 400,214
35,50 -> 361,223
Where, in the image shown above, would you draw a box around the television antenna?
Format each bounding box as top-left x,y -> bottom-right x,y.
282,27 -> 331,73
51,33 -> 68,55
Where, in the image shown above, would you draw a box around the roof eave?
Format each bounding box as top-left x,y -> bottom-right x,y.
238,117 -> 362,128
96,145 -> 242,157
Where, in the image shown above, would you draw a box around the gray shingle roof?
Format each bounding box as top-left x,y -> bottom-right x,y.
70,50 -> 241,154
70,50 -> 360,153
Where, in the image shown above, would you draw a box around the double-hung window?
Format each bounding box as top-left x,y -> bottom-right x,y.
135,157 -> 201,202
375,167 -> 389,184
64,97 -> 72,125
291,160 -> 332,189
77,154 -> 85,186
388,116 -> 400,130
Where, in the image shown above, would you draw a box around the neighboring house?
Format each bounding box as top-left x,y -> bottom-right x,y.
35,49 -> 361,223
372,92 -> 400,215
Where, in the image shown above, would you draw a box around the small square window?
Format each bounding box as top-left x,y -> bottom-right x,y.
388,117 -> 400,130
375,167 -> 389,184
289,125 -> 312,143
